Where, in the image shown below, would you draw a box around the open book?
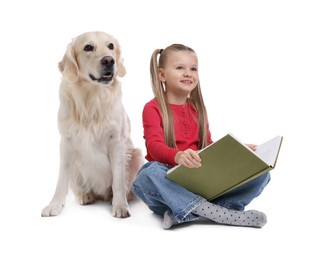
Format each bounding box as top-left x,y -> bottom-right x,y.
166,133 -> 283,200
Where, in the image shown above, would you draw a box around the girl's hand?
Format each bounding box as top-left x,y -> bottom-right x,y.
246,144 -> 257,151
174,149 -> 202,168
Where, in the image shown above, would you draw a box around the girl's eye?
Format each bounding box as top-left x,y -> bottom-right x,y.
191,67 -> 198,71
176,66 -> 183,70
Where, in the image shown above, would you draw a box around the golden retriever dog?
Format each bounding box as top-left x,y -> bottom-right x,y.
41,31 -> 144,218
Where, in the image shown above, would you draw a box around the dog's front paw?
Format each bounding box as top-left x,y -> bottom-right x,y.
41,201 -> 65,217
112,204 -> 131,218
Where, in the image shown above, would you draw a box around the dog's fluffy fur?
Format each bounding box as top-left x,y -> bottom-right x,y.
41,31 -> 144,218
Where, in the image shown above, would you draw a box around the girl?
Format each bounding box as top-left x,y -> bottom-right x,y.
131,44 -> 270,229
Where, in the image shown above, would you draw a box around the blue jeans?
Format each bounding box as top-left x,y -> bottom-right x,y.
131,161 -> 270,224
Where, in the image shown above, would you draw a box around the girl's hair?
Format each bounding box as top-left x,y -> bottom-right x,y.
150,44 -> 208,150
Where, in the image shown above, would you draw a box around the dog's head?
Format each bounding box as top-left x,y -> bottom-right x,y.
58,31 -> 126,85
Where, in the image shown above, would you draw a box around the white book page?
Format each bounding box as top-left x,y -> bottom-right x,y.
223,133 -> 283,166
255,136 -> 282,166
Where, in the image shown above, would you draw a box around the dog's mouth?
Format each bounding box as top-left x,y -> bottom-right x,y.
89,73 -> 114,84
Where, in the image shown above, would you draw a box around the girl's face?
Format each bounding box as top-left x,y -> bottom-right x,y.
159,50 -> 199,104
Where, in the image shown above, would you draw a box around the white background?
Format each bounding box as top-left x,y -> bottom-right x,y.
1,0 -> 318,259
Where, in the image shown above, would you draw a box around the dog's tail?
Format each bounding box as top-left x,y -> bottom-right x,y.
126,148 -> 144,200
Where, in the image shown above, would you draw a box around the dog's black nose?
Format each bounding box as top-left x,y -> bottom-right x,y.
101,56 -> 115,67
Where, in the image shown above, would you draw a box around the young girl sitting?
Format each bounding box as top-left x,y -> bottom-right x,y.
131,44 -> 270,229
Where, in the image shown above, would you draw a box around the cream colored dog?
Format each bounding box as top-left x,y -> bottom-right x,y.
41,31 -> 144,218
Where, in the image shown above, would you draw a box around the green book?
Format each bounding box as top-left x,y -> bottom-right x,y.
166,133 -> 283,200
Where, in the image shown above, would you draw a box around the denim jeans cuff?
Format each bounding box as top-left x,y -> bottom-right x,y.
175,196 -> 206,223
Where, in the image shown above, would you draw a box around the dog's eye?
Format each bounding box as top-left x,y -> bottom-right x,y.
108,43 -> 114,50
84,45 -> 94,52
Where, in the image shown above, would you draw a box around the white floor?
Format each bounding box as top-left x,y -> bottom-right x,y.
2,161 -> 317,260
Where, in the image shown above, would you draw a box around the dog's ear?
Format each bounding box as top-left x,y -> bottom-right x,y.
117,57 -> 126,78
115,40 -> 126,78
58,40 -> 79,81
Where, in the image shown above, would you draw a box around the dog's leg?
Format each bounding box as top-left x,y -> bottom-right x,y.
109,141 -> 131,218
41,141 -> 70,217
